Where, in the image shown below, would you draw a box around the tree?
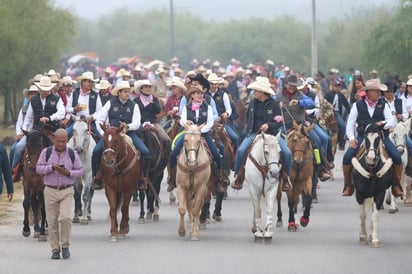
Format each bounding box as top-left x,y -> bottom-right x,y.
0,0 -> 74,124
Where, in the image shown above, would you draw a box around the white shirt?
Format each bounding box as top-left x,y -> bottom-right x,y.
66,89 -> 103,117
15,109 -> 24,135
346,100 -> 395,141
385,97 -> 408,121
22,96 -> 65,131
180,105 -> 214,133
209,89 -> 232,116
94,99 -> 141,136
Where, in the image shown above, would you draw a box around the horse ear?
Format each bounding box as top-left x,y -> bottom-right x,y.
198,123 -> 205,132
100,123 -> 107,132
116,124 -> 125,134
184,123 -> 190,131
306,122 -> 315,133
293,120 -> 299,131
275,131 -> 281,142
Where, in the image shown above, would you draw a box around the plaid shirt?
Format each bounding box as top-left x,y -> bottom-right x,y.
36,146 -> 83,187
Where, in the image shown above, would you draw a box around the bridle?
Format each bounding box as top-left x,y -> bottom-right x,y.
183,129 -> 201,167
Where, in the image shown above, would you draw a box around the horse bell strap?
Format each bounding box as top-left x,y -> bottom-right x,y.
248,153 -> 267,182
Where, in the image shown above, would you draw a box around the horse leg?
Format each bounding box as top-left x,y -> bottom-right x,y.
152,174 -> 163,222
38,192 -> 47,242
132,189 -> 139,206
359,201 -> 368,245
138,190 -> 146,224
300,178 -> 312,227
177,185 -> 186,237
249,184 -> 263,242
105,188 -> 118,241
370,202 -> 380,247
287,191 -> 297,232
84,170 -> 94,222
191,185 -> 207,241
312,168 -> 318,203
87,189 -> 94,219
145,188 -> 154,220
276,183 -> 283,228
200,191 -> 211,229
31,194 -> 40,238
388,191 -> 398,214
404,176 -> 412,205
22,190 -> 31,237
213,191 -> 224,222
263,185 -> 276,243
72,181 -> 81,223
119,191 -> 133,236
81,184 -> 92,224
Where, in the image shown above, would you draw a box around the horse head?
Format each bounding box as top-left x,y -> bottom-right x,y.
261,132 -> 281,181
24,129 -> 53,171
364,123 -> 382,168
290,121 -> 314,164
72,115 -> 90,154
183,124 -> 203,168
390,121 -> 407,156
101,123 -> 126,168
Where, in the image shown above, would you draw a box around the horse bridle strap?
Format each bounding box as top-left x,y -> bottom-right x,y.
248,154 -> 268,181
177,161 -> 209,174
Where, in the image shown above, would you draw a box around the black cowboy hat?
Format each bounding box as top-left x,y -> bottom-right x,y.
286,74 -> 298,86
189,73 -> 210,91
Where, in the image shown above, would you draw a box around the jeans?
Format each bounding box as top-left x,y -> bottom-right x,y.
11,136 -> 27,168
224,124 -> 240,151
343,135 -> 402,165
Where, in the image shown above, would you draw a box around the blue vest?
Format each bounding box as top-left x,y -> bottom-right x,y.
72,88 -> 98,114
108,98 -> 136,127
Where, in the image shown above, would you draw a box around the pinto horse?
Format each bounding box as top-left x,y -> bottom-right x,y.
68,116 -> 96,224
136,126 -> 170,223
351,124 -> 393,247
177,124 -> 211,241
246,133 -> 281,243
101,124 -> 140,242
21,127 -> 53,241
276,121 -> 314,231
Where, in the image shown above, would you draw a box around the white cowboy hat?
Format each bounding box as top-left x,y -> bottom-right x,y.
361,79 -> 384,91
47,69 -> 57,76
122,70 -> 132,78
95,79 -> 112,90
76,71 -> 98,82
134,79 -> 152,92
207,73 -> 221,84
34,76 -> 56,91
185,70 -> 196,78
247,77 -> 275,95
59,76 -> 73,86
167,77 -> 187,92
406,79 -> 412,86
111,81 -> 131,96
22,85 -> 40,97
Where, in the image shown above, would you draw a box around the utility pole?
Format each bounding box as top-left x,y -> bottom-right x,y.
170,0 -> 175,59
311,0 -> 318,77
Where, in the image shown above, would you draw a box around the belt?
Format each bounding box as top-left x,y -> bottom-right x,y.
46,184 -> 73,190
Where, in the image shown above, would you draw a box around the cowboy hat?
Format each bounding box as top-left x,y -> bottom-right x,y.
95,79 -> 112,90
155,67 -> 166,75
186,85 -> 204,98
247,77 -> 275,96
167,77 -> 187,92
34,76 -> 56,91
207,73 -> 221,84
134,79 -> 152,92
297,78 -> 307,90
286,74 -> 298,86
406,79 -> 412,86
59,76 -> 73,86
111,81 -> 131,96
28,74 -> 43,86
218,78 -> 229,89
361,79 -> 384,91
189,73 -> 210,91
76,71 -> 98,82
122,70 -> 132,78
185,70 -> 196,78
47,69 -> 57,76
22,85 -> 39,97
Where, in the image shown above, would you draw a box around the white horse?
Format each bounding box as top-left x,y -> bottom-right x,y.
247,133 -> 281,243
387,119 -> 412,212
68,116 -> 96,224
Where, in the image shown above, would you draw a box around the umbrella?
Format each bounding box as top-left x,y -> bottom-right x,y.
68,52 -> 99,64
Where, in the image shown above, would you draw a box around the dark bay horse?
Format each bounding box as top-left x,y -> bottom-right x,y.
351,124 -> 393,247
276,121 -> 314,231
22,128 -> 53,241
101,124 -> 140,242
136,126 -> 170,223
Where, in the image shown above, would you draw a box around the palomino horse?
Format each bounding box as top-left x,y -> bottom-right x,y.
177,124 -> 211,241
101,124 -> 140,242
68,115 -> 96,224
22,128 -> 53,241
351,124 -> 393,247
246,133 -> 281,243
136,126 -> 170,223
277,121 -> 314,231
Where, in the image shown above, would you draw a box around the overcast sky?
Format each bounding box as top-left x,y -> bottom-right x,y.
54,0 -> 398,22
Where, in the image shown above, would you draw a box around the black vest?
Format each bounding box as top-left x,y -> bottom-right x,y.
356,98 -> 385,135
134,96 -> 160,123
209,89 -> 226,115
394,98 -> 403,115
31,93 -> 60,131
186,102 -> 209,125
72,88 -> 98,114
108,98 -> 136,127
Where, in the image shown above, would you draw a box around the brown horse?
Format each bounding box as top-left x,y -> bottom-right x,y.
177,124 -> 211,240
101,124 -> 140,242
276,120 -> 314,231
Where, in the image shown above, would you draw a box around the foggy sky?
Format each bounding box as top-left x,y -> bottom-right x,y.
54,0 -> 398,22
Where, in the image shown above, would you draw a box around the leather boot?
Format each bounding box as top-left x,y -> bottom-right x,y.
231,166 -> 245,190
166,167 -> 177,192
318,164 -> 331,182
281,169 -> 292,192
12,163 -> 22,182
215,169 -> 227,193
342,164 -> 354,196
392,164 -> 404,198
138,157 -> 151,191
92,154 -> 103,190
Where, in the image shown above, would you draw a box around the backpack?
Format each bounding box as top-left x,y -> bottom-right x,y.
45,146 -> 75,165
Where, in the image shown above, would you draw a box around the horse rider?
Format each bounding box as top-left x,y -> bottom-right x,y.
342,79 -> 403,198
10,85 -> 39,182
324,80 -> 350,150
163,77 -> 186,119
168,84 -> 227,193
206,73 -> 240,151
277,74 -> 331,181
92,81 -> 151,191
231,76 -> 292,191
95,79 -> 113,106
64,71 -> 103,140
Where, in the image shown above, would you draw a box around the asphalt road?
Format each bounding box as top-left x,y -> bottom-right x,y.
1,150 -> 412,274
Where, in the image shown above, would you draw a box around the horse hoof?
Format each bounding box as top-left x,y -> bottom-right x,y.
385,197 -> 391,205
118,233 -> 125,239
178,230 -> 186,237
359,236 -> 368,245
287,222 -> 297,232
87,216 -> 92,221
38,235 -> 47,242
22,229 -> 31,237
312,198 -> 318,204
388,208 -> 398,214
212,213 -> 222,222
190,234 -> 200,241
254,236 -> 263,243
199,222 -> 207,230
33,231 -> 40,238
276,221 -> 283,228
72,217 -> 80,224
371,240 -> 380,248
80,219 -> 89,225
300,217 -> 309,227
109,235 -> 118,242
138,217 -> 145,224
403,200 -> 412,206
125,226 -> 130,234
153,214 -> 159,222
146,212 -> 153,220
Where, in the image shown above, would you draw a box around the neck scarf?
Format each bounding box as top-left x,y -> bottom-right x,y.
140,94 -> 153,107
191,101 -> 202,111
365,98 -> 377,108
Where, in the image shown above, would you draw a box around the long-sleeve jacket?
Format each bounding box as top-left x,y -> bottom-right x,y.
0,145 -> 13,195
246,97 -> 282,136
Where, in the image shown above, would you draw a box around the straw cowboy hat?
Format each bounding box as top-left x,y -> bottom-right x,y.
28,74 -> 43,86
134,79 -> 152,92
111,81 -> 131,96
76,71 -> 98,82
59,76 -> 73,86
207,73 -> 221,84
22,85 -> 39,97
218,78 -> 229,89
47,69 -> 57,76
406,79 -> 412,86
122,70 -> 132,78
361,79 -> 385,91
167,77 -> 187,92
186,85 -> 204,98
247,77 -> 275,96
185,70 -> 196,78
35,76 -> 56,91
95,79 -> 112,90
